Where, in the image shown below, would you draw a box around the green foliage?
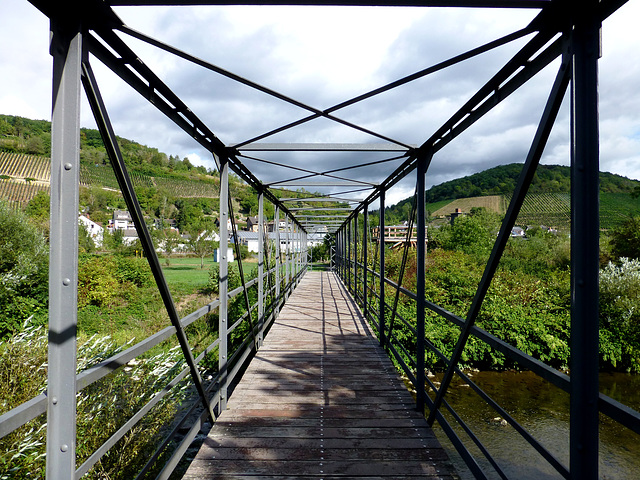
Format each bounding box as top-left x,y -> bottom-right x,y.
599,258 -> 640,371
0,201 -> 48,338
24,191 -> 49,220
0,326 -> 189,479
78,255 -> 152,308
610,215 -> 640,260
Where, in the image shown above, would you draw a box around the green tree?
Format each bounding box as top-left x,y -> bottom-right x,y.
610,216 -> 640,260
25,191 -> 50,220
0,201 -> 49,337
190,230 -> 218,269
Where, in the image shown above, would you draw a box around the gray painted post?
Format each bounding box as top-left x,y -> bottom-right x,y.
570,2 -> 600,477
275,206 -> 281,308
363,205 -> 368,320
47,18 -> 82,480
219,159 -> 229,411
416,158 -> 427,413
258,191 -> 264,347
285,216 -> 290,298
354,213 -> 358,300
379,191 -> 386,347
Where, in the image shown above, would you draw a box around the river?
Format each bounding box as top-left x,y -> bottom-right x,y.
428,371 -> 640,479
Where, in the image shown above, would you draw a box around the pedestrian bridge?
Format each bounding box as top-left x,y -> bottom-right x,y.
184,270 -> 457,479
2,1 -> 639,479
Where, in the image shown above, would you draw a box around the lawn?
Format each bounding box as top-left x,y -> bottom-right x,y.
161,256 -> 217,289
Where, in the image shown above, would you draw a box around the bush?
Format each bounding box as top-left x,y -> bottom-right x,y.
0,201 -> 48,338
599,258 -> 640,371
0,326 -> 189,479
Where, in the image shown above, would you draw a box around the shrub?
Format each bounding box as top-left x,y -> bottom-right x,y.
0,327 -> 189,479
0,201 -> 48,339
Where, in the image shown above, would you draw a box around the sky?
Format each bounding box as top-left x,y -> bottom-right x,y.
1,0 -> 639,207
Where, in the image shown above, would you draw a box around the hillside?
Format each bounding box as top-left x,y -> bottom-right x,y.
0,114 -> 345,230
381,163 -> 640,230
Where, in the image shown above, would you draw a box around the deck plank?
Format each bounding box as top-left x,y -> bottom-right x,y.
183,270 -> 458,479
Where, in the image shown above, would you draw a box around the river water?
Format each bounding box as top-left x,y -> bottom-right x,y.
428,371 -> 640,479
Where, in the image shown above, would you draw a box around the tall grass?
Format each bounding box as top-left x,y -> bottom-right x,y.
0,320 -> 190,479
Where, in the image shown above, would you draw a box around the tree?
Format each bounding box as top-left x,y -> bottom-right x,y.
190,230 -> 218,269
610,216 -> 640,260
153,229 -> 181,265
25,191 -> 50,220
0,201 -> 49,337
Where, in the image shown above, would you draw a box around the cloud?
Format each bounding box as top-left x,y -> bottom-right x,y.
1,2 -> 639,207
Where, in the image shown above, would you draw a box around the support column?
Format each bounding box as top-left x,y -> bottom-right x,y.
363,205 -> 368,320
570,2 -> 600,477
47,17 -> 82,480
275,206 -> 281,308
354,213 -> 358,301
219,159 -> 229,411
416,159 -> 427,413
285,216 -> 290,298
379,191 -> 386,347
257,190 -> 264,347
347,219 -> 352,292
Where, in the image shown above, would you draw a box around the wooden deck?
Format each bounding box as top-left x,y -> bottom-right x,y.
183,270 -> 458,479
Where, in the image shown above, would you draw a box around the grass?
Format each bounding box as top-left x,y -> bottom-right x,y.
161,256 -> 217,289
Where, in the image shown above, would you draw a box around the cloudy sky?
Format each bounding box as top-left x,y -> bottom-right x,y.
1,0 -> 639,207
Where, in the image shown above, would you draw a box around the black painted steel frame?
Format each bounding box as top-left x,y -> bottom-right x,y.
0,0 -> 638,479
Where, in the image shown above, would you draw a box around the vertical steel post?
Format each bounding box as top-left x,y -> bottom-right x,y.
570,2 -> 600,477
363,205 -> 368,320
354,213 -> 358,300
347,219 -> 352,292
285,216 -> 290,297
275,206 -> 281,308
416,158 -> 427,413
219,158 -> 229,411
47,16 -> 82,480
379,191 -> 386,347
258,190 -> 264,347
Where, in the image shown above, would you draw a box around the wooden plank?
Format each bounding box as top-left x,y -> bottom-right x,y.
183,271 -> 458,479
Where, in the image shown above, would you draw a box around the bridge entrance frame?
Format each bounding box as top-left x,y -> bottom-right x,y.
1,1 -> 639,479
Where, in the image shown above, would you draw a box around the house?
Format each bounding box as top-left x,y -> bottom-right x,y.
111,209 -> 134,230
511,226 -> 526,238
246,216 -> 259,232
449,208 -> 464,225
79,215 -> 104,247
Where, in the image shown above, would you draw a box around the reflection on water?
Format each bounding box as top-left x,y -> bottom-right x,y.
429,371 -> 640,480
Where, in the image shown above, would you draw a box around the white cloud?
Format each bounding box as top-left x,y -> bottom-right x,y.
1,1 -> 639,206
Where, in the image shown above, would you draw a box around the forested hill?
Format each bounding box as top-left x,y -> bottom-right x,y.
426,163 -> 638,203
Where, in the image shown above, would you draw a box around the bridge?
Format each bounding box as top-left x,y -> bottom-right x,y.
2,1 -> 639,479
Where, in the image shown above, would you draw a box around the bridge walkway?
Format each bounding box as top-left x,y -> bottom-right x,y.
183,270 -> 458,479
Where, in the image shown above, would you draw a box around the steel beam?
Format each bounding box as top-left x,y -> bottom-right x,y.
258,190 -> 265,347
569,1 -> 601,477
47,16 -> 82,480
219,158 -> 230,411
379,191 -> 386,347
416,157 -> 427,413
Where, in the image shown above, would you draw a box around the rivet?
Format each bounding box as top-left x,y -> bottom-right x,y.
60,444 -> 68,452
62,278 -> 71,286
64,163 -> 73,170
52,397 -> 58,405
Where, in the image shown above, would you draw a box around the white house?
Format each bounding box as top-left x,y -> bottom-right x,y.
79,215 -> 104,247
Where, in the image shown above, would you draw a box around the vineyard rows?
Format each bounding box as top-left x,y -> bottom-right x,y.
505,192 -> 571,229
0,152 -> 50,181
154,176 -> 218,198
0,179 -> 50,209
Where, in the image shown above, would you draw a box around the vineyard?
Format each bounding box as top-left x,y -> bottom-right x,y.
430,195 -> 507,218
0,151 -> 49,181
0,179 -> 50,209
507,192 -> 572,230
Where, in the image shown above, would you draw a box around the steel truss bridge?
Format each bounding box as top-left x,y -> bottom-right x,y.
1,0 -> 639,479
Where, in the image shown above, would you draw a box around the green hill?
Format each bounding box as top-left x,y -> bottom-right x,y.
381,163 -> 640,230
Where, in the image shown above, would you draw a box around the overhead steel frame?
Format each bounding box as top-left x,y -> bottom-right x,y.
1,0 -> 638,479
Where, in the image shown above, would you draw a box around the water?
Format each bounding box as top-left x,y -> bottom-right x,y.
429,371 -> 640,479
